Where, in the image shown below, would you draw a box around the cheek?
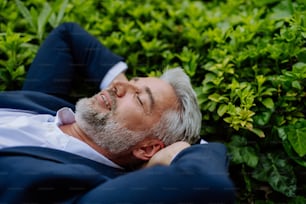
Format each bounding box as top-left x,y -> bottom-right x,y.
113,105 -> 153,131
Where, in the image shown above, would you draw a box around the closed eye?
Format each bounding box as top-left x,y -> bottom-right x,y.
136,94 -> 143,106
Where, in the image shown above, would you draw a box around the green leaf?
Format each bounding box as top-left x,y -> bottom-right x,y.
55,0 -> 68,26
297,50 -> 306,63
241,147 -> 259,168
227,135 -> 259,168
269,1 -> 293,20
247,127 -> 265,138
217,104 -> 228,117
252,153 -> 296,197
48,0 -> 69,28
260,87 -> 277,96
291,80 -> 302,90
12,65 -> 25,79
208,93 -> 228,103
37,2 -> 52,41
278,119 -> 306,157
261,97 -> 275,110
15,0 -> 35,30
282,139 -> 306,168
285,120 -> 306,157
253,111 -> 271,126
277,126 -> 287,140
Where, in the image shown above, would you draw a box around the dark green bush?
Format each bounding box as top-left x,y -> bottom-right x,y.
1,0 -> 305,202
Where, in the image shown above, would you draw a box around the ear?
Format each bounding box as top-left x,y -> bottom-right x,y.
132,138 -> 164,161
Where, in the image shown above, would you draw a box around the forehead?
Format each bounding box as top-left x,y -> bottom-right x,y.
133,76 -> 168,88
132,77 -> 178,109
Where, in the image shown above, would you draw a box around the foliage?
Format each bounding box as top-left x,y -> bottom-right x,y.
0,0 -> 306,202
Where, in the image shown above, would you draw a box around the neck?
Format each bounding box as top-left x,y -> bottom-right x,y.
59,122 -> 111,158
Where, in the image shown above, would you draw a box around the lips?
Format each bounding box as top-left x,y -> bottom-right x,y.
97,91 -> 111,110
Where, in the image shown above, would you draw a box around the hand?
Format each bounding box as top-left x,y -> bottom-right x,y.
144,141 -> 190,168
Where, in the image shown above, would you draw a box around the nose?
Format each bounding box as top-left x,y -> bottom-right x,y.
111,80 -> 139,97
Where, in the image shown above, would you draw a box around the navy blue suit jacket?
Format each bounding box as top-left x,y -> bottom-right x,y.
0,91 -> 235,203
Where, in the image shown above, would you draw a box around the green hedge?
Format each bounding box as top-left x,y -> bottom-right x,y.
1,0 -> 306,202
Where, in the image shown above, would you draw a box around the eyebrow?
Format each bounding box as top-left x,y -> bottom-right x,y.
131,77 -> 155,113
145,86 -> 155,113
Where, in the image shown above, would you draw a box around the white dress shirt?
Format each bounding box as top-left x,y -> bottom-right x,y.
0,108 -> 122,169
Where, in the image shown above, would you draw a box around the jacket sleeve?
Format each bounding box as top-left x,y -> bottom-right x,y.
22,22 -> 124,96
78,142 -> 236,204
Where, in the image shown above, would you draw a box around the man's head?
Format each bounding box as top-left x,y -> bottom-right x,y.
75,68 -> 201,166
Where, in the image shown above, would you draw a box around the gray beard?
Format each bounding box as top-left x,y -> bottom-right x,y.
74,97 -> 145,154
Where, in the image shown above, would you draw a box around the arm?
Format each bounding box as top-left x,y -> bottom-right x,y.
22,22 -> 124,96
78,143 -> 236,203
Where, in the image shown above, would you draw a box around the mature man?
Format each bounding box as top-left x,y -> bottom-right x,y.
0,23 -> 235,203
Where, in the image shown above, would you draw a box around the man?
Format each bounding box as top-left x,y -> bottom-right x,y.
0,23 -> 235,203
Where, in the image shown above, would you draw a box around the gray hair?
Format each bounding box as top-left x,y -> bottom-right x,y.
150,67 -> 202,145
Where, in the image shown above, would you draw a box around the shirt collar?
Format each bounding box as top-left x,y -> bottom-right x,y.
55,107 -> 75,125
